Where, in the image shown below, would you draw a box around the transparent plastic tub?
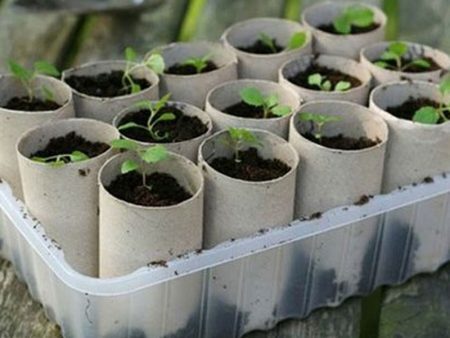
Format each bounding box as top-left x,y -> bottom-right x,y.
0,173 -> 449,338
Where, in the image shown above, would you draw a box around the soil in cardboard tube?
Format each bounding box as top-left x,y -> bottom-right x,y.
288,64 -> 362,90
3,97 -> 61,111
386,97 -> 447,122
372,56 -> 441,73
238,38 -> 284,54
64,70 -> 151,97
30,131 -> 110,161
118,106 -> 208,143
210,147 -> 290,181
302,132 -> 380,150
106,172 -> 192,207
223,101 -> 282,119
318,22 -> 380,34
165,61 -> 218,75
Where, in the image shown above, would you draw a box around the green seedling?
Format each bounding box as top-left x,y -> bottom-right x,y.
240,87 -> 292,118
286,31 -> 307,50
181,54 -> 211,74
111,139 -> 168,190
118,94 -> 176,141
223,127 -> 261,163
333,5 -> 375,34
374,42 -> 431,71
412,76 -> 450,124
122,47 -> 165,94
258,32 -> 278,53
32,150 -> 89,168
8,60 -> 60,102
308,73 -> 351,92
298,113 -> 342,143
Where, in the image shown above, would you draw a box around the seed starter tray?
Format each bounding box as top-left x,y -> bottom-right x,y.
0,173 -> 449,338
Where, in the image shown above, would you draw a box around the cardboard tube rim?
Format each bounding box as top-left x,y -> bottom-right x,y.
62,60 -> 160,102
99,152 -> 204,210
205,79 -> 301,123
198,128 -> 299,186
279,54 -> 372,97
112,100 -> 213,146
157,41 -> 238,79
221,17 -> 313,59
301,1 -> 387,38
0,74 -> 73,115
16,118 -> 118,169
291,100 -> 389,154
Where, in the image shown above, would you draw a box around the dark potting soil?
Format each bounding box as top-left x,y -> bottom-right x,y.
238,39 -> 284,54
372,56 -> 441,73
30,131 -> 110,161
223,101 -> 280,119
3,97 -> 61,111
386,97 -> 447,122
288,64 -> 362,90
118,106 -> 208,143
106,171 -> 192,207
317,22 -> 380,35
210,147 -> 291,181
302,133 -> 380,150
165,61 -> 218,75
64,71 -> 151,97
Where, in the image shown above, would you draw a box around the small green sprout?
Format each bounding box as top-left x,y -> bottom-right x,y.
111,139 -> 168,190
374,42 -> 431,71
118,94 -> 176,141
32,150 -> 89,168
224,127 -> 261,163
181,54 -> 211,74
8,60 -> 60,102
308,73 -> 351,92
122,47 -> 165,94
286,32 -> 307,50
412,76 -> 450,124
240,87 -> 292,118
298,113 -> 342,143
333,5 -> 375,34
258,33 -> 278,53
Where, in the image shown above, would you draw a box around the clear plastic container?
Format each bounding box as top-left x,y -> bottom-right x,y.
0,173 -> 449,338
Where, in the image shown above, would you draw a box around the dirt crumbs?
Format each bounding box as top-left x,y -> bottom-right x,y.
65,71 -> 151,97
223,101 -> 281,119
165,61 -> 218,75
148,260 -> 168,268
238,39 -> 284,54
318,22 -> 380,35
209,147 -> 291,181
3,97 -> 61,111
302,133 -> 381,150
288,64 -> 362,90
106,172 -> 192,207
373,57 -> 441,73
118,106 -> 208,143
423,176 -> 434,184
30,131 -> 110,160
386,97 -> 446,122
354,195 -> 373,206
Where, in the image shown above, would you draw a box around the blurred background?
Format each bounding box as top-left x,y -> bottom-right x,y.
0,0 -> 449,72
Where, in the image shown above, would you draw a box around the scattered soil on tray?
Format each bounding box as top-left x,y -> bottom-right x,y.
386,97 -> 447,122
3,97 -> 61,111
209,147 -> 290,181
373,56 -> 441,73
423,176 -> 434,184
309,212 -> 323,220
148,260 -> 168,268
318,22 -> 380,34
106,172 -> 192,207
288,64 -> 361,90
118,106 -> 208,143
238,38 -> 284,54
354,195 -> 373,206
223,101 -> 284,119
65,71 -> 151,97
30,131 -> 110,161
302,132 -> 381,150
165,61 -> 218,75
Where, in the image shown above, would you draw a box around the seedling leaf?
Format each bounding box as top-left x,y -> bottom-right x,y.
70,151 -> 89,162
8,60 -> 32,81
240,87 -> 265,107
439,76 -> 450,96
111,139 -> 139,151
142,145 -> 168,164
145,54 -> 165,75
121,159 -> 139,174
272,105 -> 292,117
125,47 -> 137,62
410,59 -> 431,68
308,73 -> 323,87
389,42 -> 408,57
287,32 -> 307,50
259,33 -> 277,53
413,106 -> 440,124
34,61 -> 60,77
333,5 -> 374,34
335,81 -> 351,92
